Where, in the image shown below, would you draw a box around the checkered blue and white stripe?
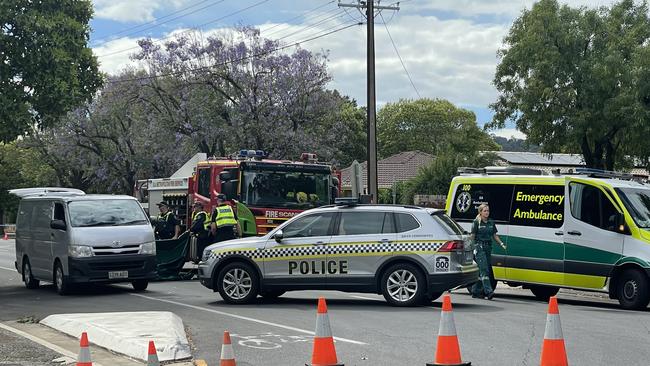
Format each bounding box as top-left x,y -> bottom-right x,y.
206,241 -> 445,262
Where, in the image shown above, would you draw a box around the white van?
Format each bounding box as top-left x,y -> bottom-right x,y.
12,188 -> 157,295
446,168 -> 650,309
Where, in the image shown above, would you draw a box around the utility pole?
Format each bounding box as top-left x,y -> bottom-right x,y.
339,0 -> 399,203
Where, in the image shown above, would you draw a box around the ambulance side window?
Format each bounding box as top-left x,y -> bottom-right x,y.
282,213 -> 334,238
510,185 -> 564,228
569,183 -> 619,231
450,184 -> 513,223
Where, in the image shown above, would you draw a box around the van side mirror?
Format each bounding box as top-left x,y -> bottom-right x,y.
50,219 -> 66,231
274,229 -> 284,243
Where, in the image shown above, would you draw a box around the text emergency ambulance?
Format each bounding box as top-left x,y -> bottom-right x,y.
447,167 -> 650,309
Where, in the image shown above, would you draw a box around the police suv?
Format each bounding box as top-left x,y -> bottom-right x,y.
198,199 -> 478,306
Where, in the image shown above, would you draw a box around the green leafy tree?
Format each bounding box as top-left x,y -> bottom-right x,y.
400,152 -> 499,204
0,0 -> 103,142
490,0 -> 650,170
378,99 -> 498,159
0,143 -> 56,228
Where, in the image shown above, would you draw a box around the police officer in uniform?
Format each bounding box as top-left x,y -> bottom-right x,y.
154,201 -> 180,240
210,194 -> 241,242
190,201 -> 212,258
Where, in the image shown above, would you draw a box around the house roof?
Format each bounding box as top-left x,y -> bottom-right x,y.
341,151 -> 433,189
493,151 -> 585,166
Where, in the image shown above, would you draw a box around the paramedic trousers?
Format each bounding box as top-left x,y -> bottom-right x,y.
472,241 -> 493,297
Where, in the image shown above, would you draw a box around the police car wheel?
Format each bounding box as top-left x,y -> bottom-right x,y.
617,269 -> 650,310
217,262 -> 259,304
380,263 -> 426,306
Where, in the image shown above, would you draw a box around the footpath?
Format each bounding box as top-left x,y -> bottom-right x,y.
0,314 -> 196,366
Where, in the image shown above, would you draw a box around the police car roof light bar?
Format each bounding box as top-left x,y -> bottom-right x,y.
334,197 -> 359,206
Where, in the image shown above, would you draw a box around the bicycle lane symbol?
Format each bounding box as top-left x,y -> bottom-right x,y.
231,333 -> 313,350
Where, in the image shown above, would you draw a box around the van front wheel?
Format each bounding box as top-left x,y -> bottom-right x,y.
22,259 -> 39,289
131,280 -> 149,292
54,262 -> 70,296
617,269 -> 650,310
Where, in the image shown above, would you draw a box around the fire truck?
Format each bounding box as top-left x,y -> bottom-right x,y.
188,150 -> 339,236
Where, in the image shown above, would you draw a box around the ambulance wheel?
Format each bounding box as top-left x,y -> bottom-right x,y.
261,290 -> 285,299
380,263 -> 426,307
217,262 -> 259,304
22,258 -> 39,289
529,285 -> 559,301
617,269 -> 650,310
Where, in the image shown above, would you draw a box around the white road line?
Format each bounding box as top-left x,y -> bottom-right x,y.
0,322 -> 105,366
130,293 -> 367,345
0,266 -> 16,271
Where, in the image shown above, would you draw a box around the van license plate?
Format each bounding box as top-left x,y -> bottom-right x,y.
108,271 -> 128,279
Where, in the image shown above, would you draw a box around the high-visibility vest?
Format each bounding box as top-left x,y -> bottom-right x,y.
214,204 -> 237,228
192,210 -> 212,231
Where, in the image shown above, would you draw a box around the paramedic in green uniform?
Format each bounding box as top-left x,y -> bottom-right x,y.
471,203 -> 507,300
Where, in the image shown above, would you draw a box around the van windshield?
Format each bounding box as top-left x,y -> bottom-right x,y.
615,188 -> 650,229
68,200 -> 149,227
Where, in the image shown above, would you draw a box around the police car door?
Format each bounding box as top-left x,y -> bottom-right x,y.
263,212 -> 335,286
327,210 -> 397,288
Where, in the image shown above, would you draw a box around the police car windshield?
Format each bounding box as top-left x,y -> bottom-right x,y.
616,188 -> 650,229
68,200 -> 149,227
241,170 -> 330,209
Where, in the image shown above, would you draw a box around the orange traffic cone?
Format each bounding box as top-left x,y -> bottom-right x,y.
220,331 -> 237,366
307,297 -> 343,366
76,332 -> 92,366
427,294 -> 471,366
540,296 -> 568,366
147,340 -> 160,366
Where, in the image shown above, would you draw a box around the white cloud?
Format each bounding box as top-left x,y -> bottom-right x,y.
93,12 -> 510,116
491,128 -> 527,140
93,0 -> 192,23
93,37 -> 143,75
413,0 -> 619,18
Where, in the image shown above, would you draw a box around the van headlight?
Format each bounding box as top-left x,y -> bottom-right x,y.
139,241 -> 156,255
69,245 -> 93,258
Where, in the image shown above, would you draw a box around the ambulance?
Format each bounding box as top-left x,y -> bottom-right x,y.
446,167 -> 650,309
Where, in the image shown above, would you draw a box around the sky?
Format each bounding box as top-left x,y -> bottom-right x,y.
89,0 -> 618,140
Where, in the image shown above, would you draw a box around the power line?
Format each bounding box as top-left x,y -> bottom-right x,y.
379,12 -> 421,98
92,0 -> 228,48
108,21 -> 362,84
264,6 -> 341,39
93,0 -> 219,43
97,0 -> 270,58
275,11 -> 347,42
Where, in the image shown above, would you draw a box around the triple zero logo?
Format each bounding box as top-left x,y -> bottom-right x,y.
435,256 -> 450,272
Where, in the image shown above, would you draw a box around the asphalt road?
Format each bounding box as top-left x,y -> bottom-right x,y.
2,239 -> 650,365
